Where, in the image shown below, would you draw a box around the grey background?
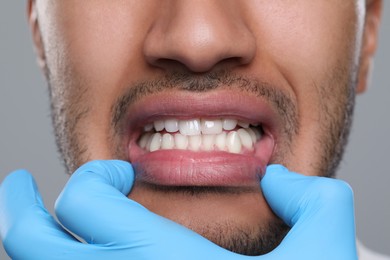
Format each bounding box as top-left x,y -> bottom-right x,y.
0,1 -> 389,259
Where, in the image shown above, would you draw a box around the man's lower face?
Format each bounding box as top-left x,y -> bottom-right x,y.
48,67 -> 354,255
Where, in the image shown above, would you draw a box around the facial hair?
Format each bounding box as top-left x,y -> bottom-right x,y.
47,65 -> 356,255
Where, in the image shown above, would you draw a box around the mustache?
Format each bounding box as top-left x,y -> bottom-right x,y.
111,70 -> 298,144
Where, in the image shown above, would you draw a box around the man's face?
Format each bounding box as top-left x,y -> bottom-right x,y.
30,0 -> 380,255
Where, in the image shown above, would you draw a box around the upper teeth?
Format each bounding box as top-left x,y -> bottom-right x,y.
144,118 -> 256,136
139,118 -> 262,154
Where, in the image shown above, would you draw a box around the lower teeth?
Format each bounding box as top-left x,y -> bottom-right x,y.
138,127 -> 261,154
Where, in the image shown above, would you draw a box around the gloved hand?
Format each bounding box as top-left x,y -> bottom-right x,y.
0,160 -> 357,259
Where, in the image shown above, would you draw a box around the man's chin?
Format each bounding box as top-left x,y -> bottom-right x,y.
197,218 -> 289,256
128,182 -> 289,256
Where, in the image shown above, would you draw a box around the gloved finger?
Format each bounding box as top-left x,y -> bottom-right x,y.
55,160 -> 151,244
0,170 -> 88,259
260,165 -> 357,259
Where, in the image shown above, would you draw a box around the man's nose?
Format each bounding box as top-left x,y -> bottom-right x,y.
144,1 -> 256,73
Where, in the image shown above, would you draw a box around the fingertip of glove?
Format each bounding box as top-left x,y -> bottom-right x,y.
0,170 -> 45,217
71,160 -> 135,195
5,169 -> 33,180
265,164 -> 288,174
262,165 -> 289,183
261,164 -> 296,195
1,170 -> 36,192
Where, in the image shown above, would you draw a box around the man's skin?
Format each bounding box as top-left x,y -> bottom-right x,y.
27,0 -> 382,255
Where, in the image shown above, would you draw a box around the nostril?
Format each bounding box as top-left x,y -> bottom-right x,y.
148,58 -> 190,72
143,2 -> 256,74
214,56 -> 253,70
149,56 -> 252,74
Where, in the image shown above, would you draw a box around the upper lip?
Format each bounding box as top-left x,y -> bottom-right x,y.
125,89 -> 280,137
123,89 -> 281,186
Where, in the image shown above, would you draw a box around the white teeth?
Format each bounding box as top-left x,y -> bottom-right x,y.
222,119 -> 237,131
201,119 -> 222,135
161,133 -> 174,149
174,133 -> 188,150
139,118 -> 263,154
189,135 -> 202,151
226,131 -> 242,154
237,129 -> 253,150
202,135 -> 215,151
149,133 -> 162,152
154,120 -> 165,132
165,119 -> 179,133
140,128 -> 261,153
144,118 -> 256,135
215,132 -> 227,151
139,132 -> 152,149
179,119 -> 201,136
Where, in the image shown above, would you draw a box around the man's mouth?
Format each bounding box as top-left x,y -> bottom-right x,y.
124,90 -> 281,187
138,118 -> 262,154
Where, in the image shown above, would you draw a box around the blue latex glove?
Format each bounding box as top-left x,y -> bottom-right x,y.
0,160 -> 357,259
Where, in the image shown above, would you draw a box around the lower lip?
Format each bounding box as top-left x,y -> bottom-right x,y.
128,135 -> 274,186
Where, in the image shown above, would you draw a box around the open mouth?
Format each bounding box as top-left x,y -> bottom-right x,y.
138,118 -> 263,154
125,90 -> 279,187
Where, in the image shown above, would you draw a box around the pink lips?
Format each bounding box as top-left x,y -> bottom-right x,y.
126,89 -> 279,187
